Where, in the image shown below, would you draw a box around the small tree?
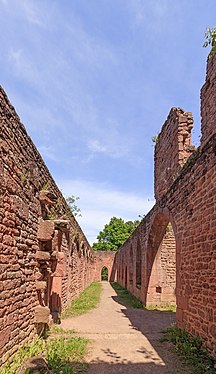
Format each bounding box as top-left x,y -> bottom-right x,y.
203,27 -> 216,57
66,196 -> 82,217
92,216 -> 140,251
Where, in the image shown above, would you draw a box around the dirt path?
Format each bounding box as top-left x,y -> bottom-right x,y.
61,282 -> 191,373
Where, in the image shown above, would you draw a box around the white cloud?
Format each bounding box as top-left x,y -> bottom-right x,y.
127,0 -> 171,28
88,140 -> 107,154
37,145 -> 58,162
8,48 -> 41,84
87,137 -> 129,159
57,179 -> 154,244
20,0 -> 43,26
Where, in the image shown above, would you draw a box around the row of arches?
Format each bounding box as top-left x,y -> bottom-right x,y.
116,213 -> 177,307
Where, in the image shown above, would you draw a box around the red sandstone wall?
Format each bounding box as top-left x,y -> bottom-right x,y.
116,211 -> 176,306
147,225 -> 176,305
154,108 -> 194,200
94,251 -> 116,282
201,51 -> 216,146
0,87 -> 96,366
117,135 -> 216,357
116,52 -> 216,358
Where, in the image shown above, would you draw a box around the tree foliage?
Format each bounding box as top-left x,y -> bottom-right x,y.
92,216 -> 140,251
203,27 -> 216,57
66,195 -> 82,217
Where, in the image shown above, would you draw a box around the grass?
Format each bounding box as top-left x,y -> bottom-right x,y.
62,282 -> 102,318
49,325 -> 78,335
146,304 -> 176,312
161,326 -> 216,374
111,282 -> 143,308
111,283 -> 176,312
1,336 -> 88,374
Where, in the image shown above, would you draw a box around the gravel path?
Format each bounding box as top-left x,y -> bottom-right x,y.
61,282 -> 192,374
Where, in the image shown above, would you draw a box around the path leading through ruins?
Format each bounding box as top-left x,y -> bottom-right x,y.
61,282 -> 192,374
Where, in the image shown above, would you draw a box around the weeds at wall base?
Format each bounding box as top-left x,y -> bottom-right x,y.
1,335 -> 89,374
161,326 -> 216,374
111,283 -> 176,312
61,282 -> 102,318
111,282 -> 144,308
145,304 -> 176,312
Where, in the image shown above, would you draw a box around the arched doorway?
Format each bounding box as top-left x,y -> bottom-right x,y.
101,266 -> 108,281
125,266 -> 128,288
136,238 -> 142,288
129,245 -> 133,285
145,213 -> 176,307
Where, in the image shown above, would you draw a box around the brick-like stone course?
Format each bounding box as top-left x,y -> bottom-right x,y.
0,49 -> 215,365
201,52 -> 216,146
0,87 -> 99,366
154,107 -> 194,200
115,51 -> 216,358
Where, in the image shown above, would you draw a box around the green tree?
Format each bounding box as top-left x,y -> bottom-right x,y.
203,27 -> 216,57
92,217 -> 140,251
66,195 -> 82,217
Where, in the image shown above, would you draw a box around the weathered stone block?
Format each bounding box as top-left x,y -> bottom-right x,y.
0,327 -> 11,351
17,356 -> 51,374
54,219 -> 70,232
35,281 -> 47,291
37,219 -> 54,242
35,251 -> 51,262
35,305 -> 50,324
39,190 -> 57,206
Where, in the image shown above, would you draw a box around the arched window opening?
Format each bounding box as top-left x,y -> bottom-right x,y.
121,255 -> 124,283
136,239 -> 142,287
129,245 -> 133,285
125,266 -> 128,288
146,218 -> 176,307
101,266 -> 108,281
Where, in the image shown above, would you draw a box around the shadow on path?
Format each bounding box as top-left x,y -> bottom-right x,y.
62,282 -> 191,374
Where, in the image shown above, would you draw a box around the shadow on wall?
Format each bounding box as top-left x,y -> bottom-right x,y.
49,292 -> 62,323
113,212 -> 177,308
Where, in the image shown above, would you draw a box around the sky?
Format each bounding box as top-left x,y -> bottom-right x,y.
0,0 -> 215,244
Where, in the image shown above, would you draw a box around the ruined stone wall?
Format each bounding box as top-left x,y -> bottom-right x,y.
201,52 -> 216,146
116,52 -> 216,357
0,87 -> 97,366
115,210 -> 176,305
154,108 -> 194,200
94,251 -> 117,282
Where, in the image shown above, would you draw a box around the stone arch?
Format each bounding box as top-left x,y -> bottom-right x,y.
101,266 -> 108,281
121,254 -> 124,283
136,238 -> 142,287
125,266 -> 128,288
94,252 -> 117,282
145,211 -> 177,307
129,245 -> 133,285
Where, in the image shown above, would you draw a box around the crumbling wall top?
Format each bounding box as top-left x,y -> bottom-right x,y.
154,107 -> 194,200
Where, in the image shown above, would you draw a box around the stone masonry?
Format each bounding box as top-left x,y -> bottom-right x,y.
0,48 -> 215,365
0,88 -> 105,366
115,50 -> 216,358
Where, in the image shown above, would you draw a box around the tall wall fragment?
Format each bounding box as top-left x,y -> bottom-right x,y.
0,87 -> 97,366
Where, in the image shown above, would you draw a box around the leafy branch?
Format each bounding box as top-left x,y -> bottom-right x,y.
66,196 -> 82,217
203,27 -> 216,58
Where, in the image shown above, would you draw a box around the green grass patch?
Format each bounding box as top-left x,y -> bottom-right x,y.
50,325 -> 78,335
111,282 -> 143,308
1,336 -> 88,374
62,282 -> 102,318
161,326 -> 216,374
146,304 -> 176,312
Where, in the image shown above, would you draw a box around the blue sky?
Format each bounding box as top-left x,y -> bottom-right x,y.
0,0 -> 215,244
